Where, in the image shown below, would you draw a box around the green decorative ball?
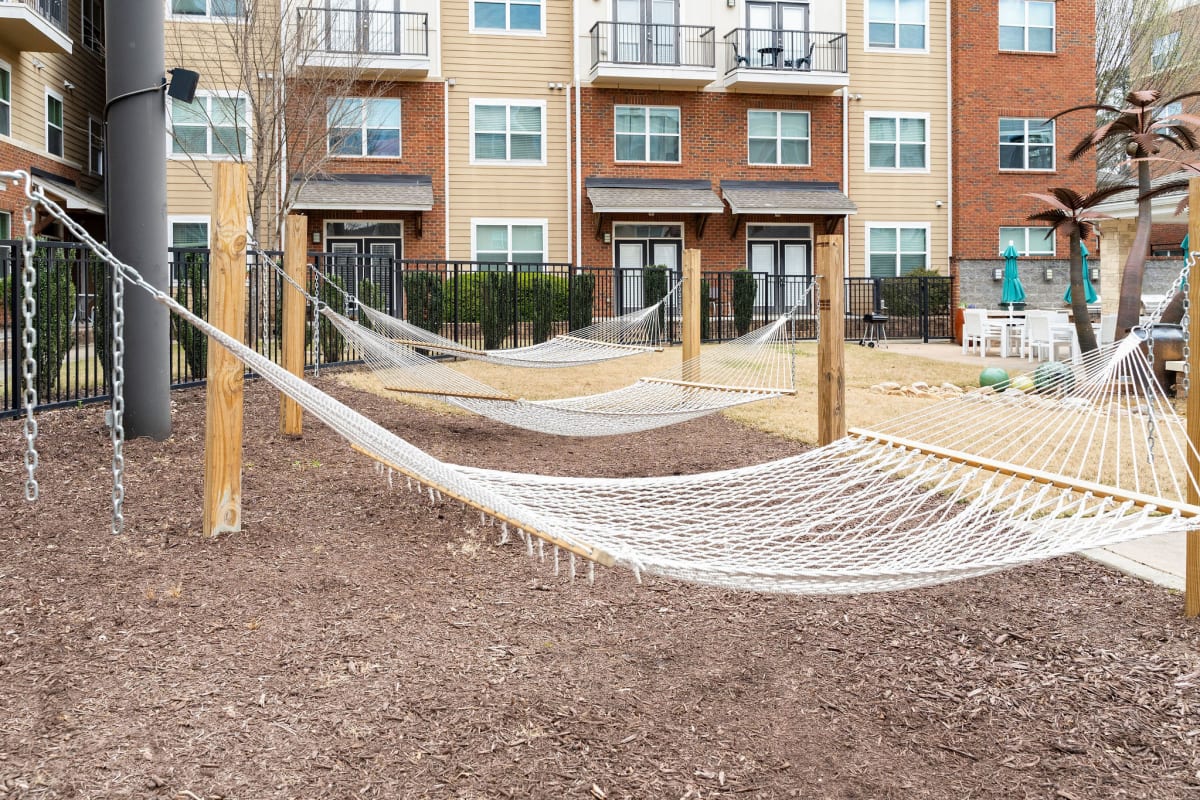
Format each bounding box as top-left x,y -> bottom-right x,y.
979,367 -> 1010,392
1033,361 -> 1075,392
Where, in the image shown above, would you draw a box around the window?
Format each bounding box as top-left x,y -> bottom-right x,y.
170,0 -> 242,17
169,93 -> 249,158
747,110 -> 810,166
1000,226 -> 1054,256
1152,31 -> 1180,71
472,0 -> 542,32
0,212 -> 10,240
999,118 -> 1054,170
82,0 -> 104,51
46,92 -> 63,158
868,0 -> 926,49
868,225 -> 928,277
472,220 -> 546,266
999,0 -> 1054,52
867,113 -> 927,170
88,116 -> 104,175
471,101 -> 544,164
169,218 -> 209,248
615,106 -> 680,163
0,65 -> 9,138
1152,245 -> 1185,258
1159,101 -> 1184,120
328,98 -> 401,157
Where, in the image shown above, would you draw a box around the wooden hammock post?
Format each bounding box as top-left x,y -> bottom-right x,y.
816,234 -> 846,445
1186,176 -> 1200,617
202,162 -> 247,538
280,214 -> 307,436
682,249 -> 701,381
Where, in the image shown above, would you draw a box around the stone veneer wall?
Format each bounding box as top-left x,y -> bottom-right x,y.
958,257 -> 1188,310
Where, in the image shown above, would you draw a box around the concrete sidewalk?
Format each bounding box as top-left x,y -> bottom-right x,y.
881,339 -> 1188,592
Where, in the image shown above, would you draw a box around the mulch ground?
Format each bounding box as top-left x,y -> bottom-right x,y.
2,373 -> 1199,799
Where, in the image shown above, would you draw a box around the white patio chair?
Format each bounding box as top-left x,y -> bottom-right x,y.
962,309 -> 1003,357
1099,314 -> 1117,346
1026,312 -> 1074,362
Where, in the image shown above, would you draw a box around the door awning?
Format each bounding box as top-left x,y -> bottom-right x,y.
32,177 -> 104,215
720,180 -> 857,216
585,177 -> 725,214
291,173 -> 434,211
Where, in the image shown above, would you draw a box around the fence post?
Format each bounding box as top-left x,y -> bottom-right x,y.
1185,175 -> 1200,617
920,277 -> 930,343
682,249 -> 701,380
202,162 -> 247,538
280,214 -> 306,436
816,234 -> 845,446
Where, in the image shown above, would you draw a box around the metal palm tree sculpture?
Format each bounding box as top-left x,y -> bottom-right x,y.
1025,186 -> 1132,353
1051,89 -> 1200,336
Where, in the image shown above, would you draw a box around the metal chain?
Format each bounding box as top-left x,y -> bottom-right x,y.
110,257 -> 126,535
20,195 -> 39,501
1182,254 -> 1193,397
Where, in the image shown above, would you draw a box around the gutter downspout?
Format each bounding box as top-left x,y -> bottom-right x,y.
565,85 -> 572,265
574,70 -> 583,267
945,0 -> 953,276
444,77 -> 451,260
842,86 -> 850,275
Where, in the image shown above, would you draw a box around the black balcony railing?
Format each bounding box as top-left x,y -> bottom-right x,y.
299,6 -> 428,58
7,0 -> 69,33
590,20 -> 715,69
723,28 -> 847,74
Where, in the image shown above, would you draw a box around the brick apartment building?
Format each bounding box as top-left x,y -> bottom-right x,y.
0,0 -> 106,241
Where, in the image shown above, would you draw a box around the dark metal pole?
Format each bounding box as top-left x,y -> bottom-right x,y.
106,0 -> 171,439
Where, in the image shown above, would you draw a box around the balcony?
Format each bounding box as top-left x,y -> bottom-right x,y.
720,29 -> 848,93
588,21 -> 716,87
0,0 -> 71,54
297,6 -> 429,78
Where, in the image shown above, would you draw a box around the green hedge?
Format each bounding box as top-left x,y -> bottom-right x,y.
357,277 -> 386,330
570,272 -> 595,331
700,278 -> 711,341
318,273 -> 346,363
732,270 -> 756,336
445,272 -> 570,324
32,255 -> 76,396
643,266 -> 669,330
479,272 -> 513,349
404,270 -> 444,334
881,269 -> 951,317
171,254 -> 207,380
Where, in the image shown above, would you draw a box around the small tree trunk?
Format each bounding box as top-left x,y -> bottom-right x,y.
1115,163 -> 1154,336
1070,229 -> 1098,352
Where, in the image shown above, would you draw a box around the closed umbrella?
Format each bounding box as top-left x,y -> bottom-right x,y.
1000,243 -> 1026,306
1063,240 -> 1098,304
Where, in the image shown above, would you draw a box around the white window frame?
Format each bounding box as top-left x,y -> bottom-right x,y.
166,0 -> 243,20
998,117 -> 1055,172
168,215 -> 211,248
327,97 -> 402,159
865,222 -> 930,277
45,89 -> 64,158
470,218 -> 548,266
864,112 -> 929,173
469,99 -> 546,166
167,91 -> 252,160
614,105 -> 681,164
81,0 -> 104,52
1000,227 -> 1055,256
747,109 -> 811,167
865,0 -> 928,52
1152,31 -> 1180,71
0,60 -> 11,139
999,0 -> 1055,53
88,115 -> 104,176
0,211 -> 11,239
469,0 -> 545,35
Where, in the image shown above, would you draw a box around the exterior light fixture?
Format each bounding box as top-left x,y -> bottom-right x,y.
1044,267 -> 1054,281
992,268 -> 1003,281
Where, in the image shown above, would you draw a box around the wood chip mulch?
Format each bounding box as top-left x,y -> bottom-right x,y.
2,373 -> 1199,799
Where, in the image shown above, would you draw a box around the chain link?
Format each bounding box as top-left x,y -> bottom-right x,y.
20,194 -> 39,501
110,257 -> 126,535
1182,254 -> 1193,397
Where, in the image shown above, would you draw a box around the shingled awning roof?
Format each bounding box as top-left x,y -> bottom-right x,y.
291,174 -> 434,211
720,180 -> 857,216
585,177 -> 725,214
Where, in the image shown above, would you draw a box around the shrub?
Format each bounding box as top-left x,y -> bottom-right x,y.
449,272 -> 569,325
643,265 -> 669,329
357,277 -> 386,330
30,253 -> 76,396
480,271 -> 514,349
171,253 -> 208,380
570,272 -> 595,331
88,255 -> 111,388
700,278 -> 711,341
318,273 -> 346,364
404,270 -> 444,334
528,276 -> 554,343
880,269 -> 951,317
732,270 -> 756,336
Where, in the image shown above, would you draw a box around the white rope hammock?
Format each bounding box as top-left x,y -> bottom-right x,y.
323,302 -> 800,436
339,273 -> 672,368
17,177 -> 1200,596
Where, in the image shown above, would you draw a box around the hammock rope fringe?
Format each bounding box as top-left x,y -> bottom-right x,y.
16,173 -> 1200,596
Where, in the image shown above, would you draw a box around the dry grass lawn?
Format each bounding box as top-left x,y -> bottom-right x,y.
337,341 -> 986,444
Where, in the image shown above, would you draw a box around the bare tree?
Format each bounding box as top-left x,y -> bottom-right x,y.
166,0 -> 400,246
1094,0 -> 1200,182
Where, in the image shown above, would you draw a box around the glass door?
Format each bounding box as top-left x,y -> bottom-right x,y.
747,2 -> 808,67
779,3 -> 809,68
782,242 -> 809,310
365,0 -> 395,53
615,0 -> 677,64
328,0 -> 358,52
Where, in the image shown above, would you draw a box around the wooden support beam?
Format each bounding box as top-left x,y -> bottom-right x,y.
202,162 -> 248,538
391,338 -> 487,357
816,234 -> 845,445
639,376 -> 795,395
682,249 -> 701,381
382,384 -> 517,402
280,214 -> 307,436
350,444 -> 616,567
1186,176 -> 1200,616
851,427 -> 1200,518
554,335 -> 661,353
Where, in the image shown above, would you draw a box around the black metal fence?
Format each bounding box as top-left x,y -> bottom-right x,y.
1,244 -> 951,418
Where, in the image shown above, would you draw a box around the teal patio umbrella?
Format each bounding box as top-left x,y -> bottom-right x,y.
1063,239 -> 1099,304
1000,243 -> 1026,306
